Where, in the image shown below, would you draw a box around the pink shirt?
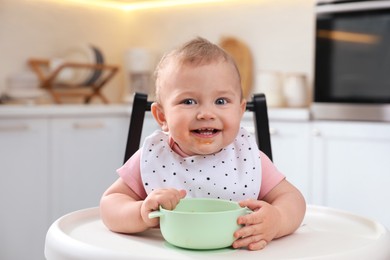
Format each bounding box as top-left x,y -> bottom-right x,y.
118,140 -> 285,200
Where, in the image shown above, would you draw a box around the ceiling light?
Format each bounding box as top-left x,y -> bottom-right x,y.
64,0 -> 235,11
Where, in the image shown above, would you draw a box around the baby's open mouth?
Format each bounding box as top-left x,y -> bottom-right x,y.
192,128 -> 220,136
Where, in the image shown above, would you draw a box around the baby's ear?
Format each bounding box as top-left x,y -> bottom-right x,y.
151,103 -> 169,131
240,98 -> 247,116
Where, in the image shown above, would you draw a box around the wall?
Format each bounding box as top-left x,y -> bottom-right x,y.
0,0 -> 315,103
126,0 -> 315,100
0,0 -> 129,103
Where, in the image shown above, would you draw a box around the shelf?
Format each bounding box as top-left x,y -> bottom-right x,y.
28,59 -> 119,104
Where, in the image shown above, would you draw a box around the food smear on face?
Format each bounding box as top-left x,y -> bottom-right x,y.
200,140 -> 212,145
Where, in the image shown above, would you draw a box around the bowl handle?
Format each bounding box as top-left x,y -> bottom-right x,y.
148,211 -> 164,219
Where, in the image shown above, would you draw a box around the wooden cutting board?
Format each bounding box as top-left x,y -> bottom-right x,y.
219,37 -> 253,99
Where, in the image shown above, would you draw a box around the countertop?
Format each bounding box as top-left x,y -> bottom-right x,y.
0,104 -> 131,118
0,104 -> 311,121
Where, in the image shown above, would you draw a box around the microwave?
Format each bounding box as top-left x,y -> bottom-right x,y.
312,0 -> 390,121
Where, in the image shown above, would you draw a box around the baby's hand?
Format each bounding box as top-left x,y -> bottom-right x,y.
233,199 -> 282,251
141,188 -> 186,228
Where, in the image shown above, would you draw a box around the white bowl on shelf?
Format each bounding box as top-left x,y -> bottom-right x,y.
50,44 -> 104,86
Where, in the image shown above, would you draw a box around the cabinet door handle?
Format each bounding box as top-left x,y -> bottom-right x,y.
0,125 -> 29,132
269,127 -> 278,135
73,122 -> 105,129
312,128 -> 322,137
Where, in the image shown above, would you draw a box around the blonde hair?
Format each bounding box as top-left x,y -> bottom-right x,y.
154,37 -> 242,102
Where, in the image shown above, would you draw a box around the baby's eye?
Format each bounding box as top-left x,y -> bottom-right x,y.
182,99 -> 197,105
215,98 -> 228,105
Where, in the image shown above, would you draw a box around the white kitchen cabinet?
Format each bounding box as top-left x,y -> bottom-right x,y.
0,106 -> 138,260
0,119 -> 49,260
138,113 -> 161,144
50,116 -> 129,221
269,122 -> 311,203
49,112 -> 160,222
311,121 -> 390,228
0,106 -> 161,260
2,105 -> 390,259
241,114 -> 311,202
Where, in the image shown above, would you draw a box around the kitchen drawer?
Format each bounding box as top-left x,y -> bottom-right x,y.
0,118 -> 50,260
49,116 -> 129,220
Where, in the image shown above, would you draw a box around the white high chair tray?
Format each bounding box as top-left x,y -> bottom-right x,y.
45,205 -> 390,260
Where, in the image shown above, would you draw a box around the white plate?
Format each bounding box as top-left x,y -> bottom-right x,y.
6,88 -> 47,99
83,45 -> 104,86
52,44 -> 103,86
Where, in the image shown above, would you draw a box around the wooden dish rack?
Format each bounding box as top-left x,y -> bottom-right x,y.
28,58 -> 119,104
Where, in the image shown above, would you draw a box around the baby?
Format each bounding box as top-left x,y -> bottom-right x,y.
100,37 -> 306,251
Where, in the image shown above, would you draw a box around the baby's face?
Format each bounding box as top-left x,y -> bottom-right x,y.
154,60 -> 246,156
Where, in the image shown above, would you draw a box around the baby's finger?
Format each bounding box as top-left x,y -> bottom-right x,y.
160,197 -> 179,210
248,239 -> 268,251
178,189 -> 187,199
232,234 -> 264,249
159,200 -> 174,210
159,189 -> 186,210
234,222 -> 262,239
237,211 -> 262,225
239,199 -> 266,210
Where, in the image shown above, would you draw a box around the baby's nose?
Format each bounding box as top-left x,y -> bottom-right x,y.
196,109 -> 216,120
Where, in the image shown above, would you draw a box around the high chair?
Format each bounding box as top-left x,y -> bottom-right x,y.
44,95 -> 390,260
123,92 -> 273,163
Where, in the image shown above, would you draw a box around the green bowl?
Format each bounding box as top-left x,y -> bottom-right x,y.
149,198 -> 251,250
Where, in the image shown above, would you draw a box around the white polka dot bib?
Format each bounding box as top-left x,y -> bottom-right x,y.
140,127 -> 261,201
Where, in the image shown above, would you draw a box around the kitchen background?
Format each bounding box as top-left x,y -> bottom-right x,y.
2,0 -> 390,259
0,0 -> 314,103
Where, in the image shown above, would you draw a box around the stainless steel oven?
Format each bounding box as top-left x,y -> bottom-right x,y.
312,0 -> 390,121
